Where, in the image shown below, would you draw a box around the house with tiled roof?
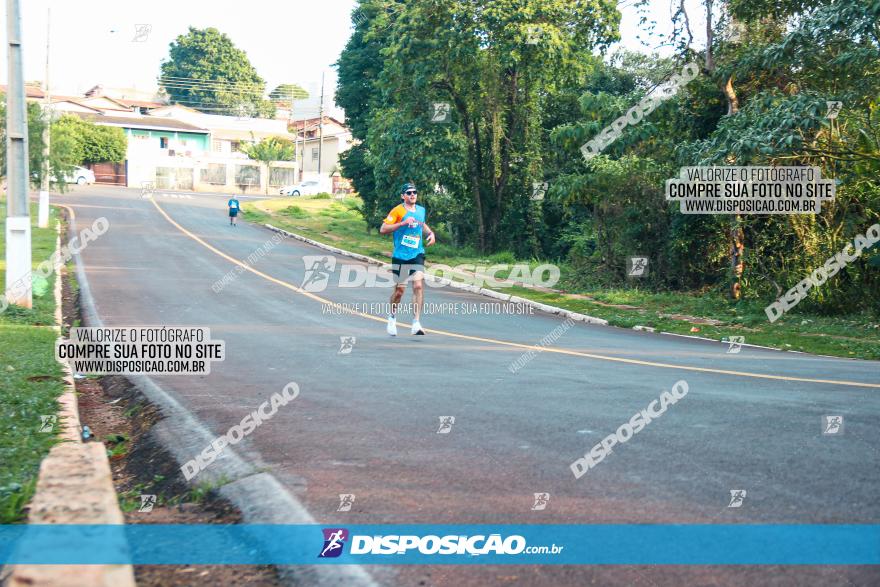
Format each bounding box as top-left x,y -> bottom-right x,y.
0,82 -> 46,100
10,81 -> 304,193
149,104 -> 298,155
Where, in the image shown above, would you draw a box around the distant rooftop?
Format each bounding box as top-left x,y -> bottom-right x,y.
74,112 -> 209,133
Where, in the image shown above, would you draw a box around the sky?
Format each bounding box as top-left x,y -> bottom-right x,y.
0,0 -> 709,120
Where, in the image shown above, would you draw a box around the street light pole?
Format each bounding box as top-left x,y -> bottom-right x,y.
5,0 -> 33,309
38,7 -> 50,228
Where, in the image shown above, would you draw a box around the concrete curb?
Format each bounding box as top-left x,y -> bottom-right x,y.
631,326 -> 853,359
8,444 -> 136,587
9,212 -> 136,587
67,211 -> 379,587
262,223 -> 609,326
262,220 -> 863,358
52,227 -> 81,444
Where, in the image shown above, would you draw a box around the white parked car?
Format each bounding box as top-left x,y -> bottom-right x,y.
279,180 -> 326,197
65,166 -> 96,185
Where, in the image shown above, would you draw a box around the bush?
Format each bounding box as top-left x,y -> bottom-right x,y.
52,115 -> 126,164
489,251 -> 517,264
281,205 -> 308,219
340,198 -> 363,212
311,193 -> 332,200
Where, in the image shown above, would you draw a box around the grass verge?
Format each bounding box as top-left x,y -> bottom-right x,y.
243,196 -> 880,360
0,199 -> 65,523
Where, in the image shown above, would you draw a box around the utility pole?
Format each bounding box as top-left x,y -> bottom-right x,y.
38,7 -> 50,228
317,71 -> 324,178
5,0 -> 32,308
289,89 -> 299,184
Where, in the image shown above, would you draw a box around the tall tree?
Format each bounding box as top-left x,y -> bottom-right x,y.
159,27 -> 275,118
335,1 -> 397,230
681,0 -> 880,308
338,0 -> 620,252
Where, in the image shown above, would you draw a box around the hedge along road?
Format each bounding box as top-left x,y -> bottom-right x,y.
59,185 -> 880,587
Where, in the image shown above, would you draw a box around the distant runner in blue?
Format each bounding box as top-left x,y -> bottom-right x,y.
228,196 -> 241,226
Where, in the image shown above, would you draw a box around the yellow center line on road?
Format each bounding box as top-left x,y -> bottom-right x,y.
127,199 -> 879,389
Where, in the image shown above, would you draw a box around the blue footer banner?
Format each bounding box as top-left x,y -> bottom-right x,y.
1,525 -> 879,565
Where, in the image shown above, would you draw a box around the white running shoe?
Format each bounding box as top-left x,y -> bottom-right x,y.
411,320 -> 425,335
386,316 -> 397,336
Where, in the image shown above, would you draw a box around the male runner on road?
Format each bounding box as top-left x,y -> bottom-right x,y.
227,195 -> 241,226
380,182 -> 435,336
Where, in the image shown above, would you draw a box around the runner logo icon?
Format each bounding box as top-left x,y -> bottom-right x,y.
822,415 -> 844,435
138,494 -> 157,512
319,528 -> 349,558
726,336 -> 745,354
337,494 -> 356,512
627,256 -> 649,277
531,493 -> 550,511
302,256 -> 337,292
39,415 -> 57,433
338,336 -> 356,355
437,416 -> 455,434
728,489 -> 747,508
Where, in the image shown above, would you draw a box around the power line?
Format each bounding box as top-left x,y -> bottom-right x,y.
158,84 -> 264,94
159,74 -> 311,88
158,75 -> 266,89
159,93 -> 319,107
159,94 -> 314,105
158,99 -> 322,114
158,84 -> 314,107
158,83 -> 264,93
158,75 -> 311,94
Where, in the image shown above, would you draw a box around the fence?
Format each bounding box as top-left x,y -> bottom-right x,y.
125,154 -> 299,194
89,162 -> 126,186
156,167 -> 194,190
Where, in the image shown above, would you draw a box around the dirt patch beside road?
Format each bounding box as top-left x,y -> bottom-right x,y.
73,375 -> 282,587
66,265 -> 282,585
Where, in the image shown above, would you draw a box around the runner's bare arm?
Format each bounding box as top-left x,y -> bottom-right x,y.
380,207 -> 412,234
379,218 -> 411,234
423,222 -> 436,245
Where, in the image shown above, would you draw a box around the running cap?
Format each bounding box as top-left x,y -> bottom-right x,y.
400,182 -> 416,194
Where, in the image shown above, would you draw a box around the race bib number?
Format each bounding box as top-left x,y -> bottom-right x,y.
230,202 -> 238,209
401,234 -> 421,248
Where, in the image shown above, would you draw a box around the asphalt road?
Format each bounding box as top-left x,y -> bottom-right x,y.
57,185 -> 880,586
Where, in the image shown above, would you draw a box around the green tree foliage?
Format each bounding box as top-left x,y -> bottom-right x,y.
549,54 -> 729,289
241,136 -> 295,165
43,113 -> 83,189
550,0 -> 879,311
0,100 -> 48,183
269,84 -> 310,109
338,0 -> 619,252
51,116 -> 126,165
337,0 -> 879,314
241,136 -> 295,194
676,0 -> 880,309
81,125 -> 126,165
0,101 -> 105,189
159,27 -> 275,118
335,1 -> 394,230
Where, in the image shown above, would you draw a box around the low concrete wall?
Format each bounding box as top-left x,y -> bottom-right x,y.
127,152 -> 299,195
8,212 -> 136,587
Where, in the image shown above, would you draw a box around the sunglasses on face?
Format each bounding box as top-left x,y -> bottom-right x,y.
404,190 -> 418,195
